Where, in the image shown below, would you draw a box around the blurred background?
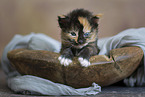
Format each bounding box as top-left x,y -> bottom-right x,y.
0,0 -> 145,59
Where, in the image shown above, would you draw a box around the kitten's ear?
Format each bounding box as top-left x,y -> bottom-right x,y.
95,13 -> 103,18
91,13 -> 103,28
58,15 -> 69,29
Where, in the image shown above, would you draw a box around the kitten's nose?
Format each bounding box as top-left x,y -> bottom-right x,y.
78,40 -> 83,44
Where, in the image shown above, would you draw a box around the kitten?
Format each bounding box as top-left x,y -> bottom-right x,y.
58,9 -> 101,67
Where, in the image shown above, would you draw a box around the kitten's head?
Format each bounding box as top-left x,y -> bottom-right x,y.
58,9 -> 102,48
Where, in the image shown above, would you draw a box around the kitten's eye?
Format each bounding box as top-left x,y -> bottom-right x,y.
70,32 -> 76,36
84,32 -> 90,38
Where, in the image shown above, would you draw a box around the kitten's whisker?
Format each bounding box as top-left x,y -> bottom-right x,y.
62,39 -> 73,44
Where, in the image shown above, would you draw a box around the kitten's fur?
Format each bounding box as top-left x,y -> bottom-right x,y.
58,9 -> 100,67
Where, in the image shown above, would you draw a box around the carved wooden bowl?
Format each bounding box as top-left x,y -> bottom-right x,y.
7,47 -> 143,88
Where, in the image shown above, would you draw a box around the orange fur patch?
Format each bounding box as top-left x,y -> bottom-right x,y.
78,17 -> 91,33
95,13 -> 103,18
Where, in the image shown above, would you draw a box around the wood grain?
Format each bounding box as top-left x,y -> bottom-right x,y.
7,47 -> 143,88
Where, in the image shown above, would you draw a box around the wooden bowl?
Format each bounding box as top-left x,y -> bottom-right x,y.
7,47 -> 143,88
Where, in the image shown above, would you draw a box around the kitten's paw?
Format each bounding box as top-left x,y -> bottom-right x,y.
58,56 -> 72,66
78,57 -> 91,67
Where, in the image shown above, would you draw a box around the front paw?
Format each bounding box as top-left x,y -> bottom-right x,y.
78,57 -> 91,67
58,55 -> 72,66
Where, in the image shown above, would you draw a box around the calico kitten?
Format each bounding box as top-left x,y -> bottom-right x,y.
58,9 -> 101,67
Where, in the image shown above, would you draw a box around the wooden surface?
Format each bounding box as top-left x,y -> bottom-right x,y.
7,47 -> 143,88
